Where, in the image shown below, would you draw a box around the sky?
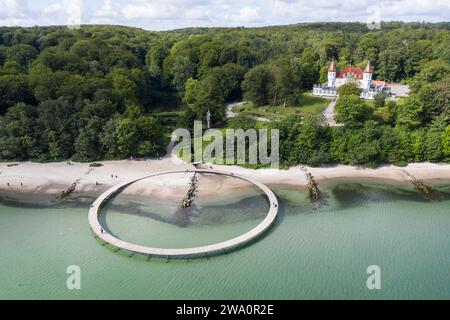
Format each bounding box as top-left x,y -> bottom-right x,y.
0,0 -> 449,31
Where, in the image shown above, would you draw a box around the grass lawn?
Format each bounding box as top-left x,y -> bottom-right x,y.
236,93 -> 329,121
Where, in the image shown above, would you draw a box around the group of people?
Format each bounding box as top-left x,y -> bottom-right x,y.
5,182 -> 24,188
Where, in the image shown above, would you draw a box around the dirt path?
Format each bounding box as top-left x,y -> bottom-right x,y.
323,99 -> 338,126
226,102 -> 245,118
226,101 -> 271,122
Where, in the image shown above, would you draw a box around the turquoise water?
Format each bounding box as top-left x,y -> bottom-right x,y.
101,179 -> 268,249
0,181 -> 449,299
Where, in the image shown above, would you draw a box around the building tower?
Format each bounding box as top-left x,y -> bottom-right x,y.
363,60 -> 373,90
327,59 -> 337,88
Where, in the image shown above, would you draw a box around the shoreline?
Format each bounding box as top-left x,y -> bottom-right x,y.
0,160 -> 449,201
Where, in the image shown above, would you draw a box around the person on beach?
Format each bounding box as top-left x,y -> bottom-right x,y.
7,182 -> 10,187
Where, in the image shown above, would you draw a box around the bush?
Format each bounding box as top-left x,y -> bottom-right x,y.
89,162 -> 103,168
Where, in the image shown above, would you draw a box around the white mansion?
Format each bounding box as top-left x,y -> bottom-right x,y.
313,60 -> 388,99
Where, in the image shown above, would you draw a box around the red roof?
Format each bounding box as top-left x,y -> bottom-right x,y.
372,80 -> 385,86
337,66 -> 363,79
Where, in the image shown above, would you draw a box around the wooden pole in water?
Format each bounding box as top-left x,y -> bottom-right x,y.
300,166 -> 321,201
401,169 -> 432,195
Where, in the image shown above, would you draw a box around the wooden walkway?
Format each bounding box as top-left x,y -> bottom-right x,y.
89,169 -> 279,259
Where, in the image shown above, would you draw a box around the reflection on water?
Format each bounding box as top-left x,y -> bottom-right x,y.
331,182 -> 450,210
271,181 -> 450,215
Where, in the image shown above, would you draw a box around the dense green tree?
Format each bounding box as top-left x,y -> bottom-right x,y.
0,23 -> 449,166
100,104 -> 165,159
337,81 -> 361,96
242,64 -> 276,106
213,63 -> 245,102
373,93 -> 386,108
396,96 -> 424,129
373,100 -> 397,125
183,74 -> 227,124
34,49 -> 87,73
335,95 -> 373,127
146,43 -> 170,79
416,78 -> 450,122
330,121 -> 395,167
404,40 -> 434,77
444,125 -> 450,161
37,98 -> 79,160
6,44 -> 38,66
0,103 -> 40,160
319,39 -> 340,64
379,47 -> 404,82
423,116 -> 447,162
0,61 -> 22,75
170,56 -> 196,95
411,59 -> 450,90
0,75 -> 35,114
0,45 -> 7,65
300,49 -> 320,88
74,116 -> 105,161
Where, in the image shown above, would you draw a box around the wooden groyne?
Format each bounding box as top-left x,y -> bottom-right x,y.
57,179 -> 80,199
401,169 -> 432,195
300,166 -> 321,201
181,173 -> 199,209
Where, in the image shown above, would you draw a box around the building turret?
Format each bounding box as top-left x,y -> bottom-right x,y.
327,59 -> 337,87
362,60 -> 373,90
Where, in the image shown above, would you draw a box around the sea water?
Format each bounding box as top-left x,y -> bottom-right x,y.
0,181 -> 449,299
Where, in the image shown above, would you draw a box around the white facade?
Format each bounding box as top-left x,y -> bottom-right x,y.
327,71 -> 336,87
313,60 -> 385,100
362,71 -> 372,90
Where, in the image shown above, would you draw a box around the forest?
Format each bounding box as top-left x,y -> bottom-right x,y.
0,22 -> 449,166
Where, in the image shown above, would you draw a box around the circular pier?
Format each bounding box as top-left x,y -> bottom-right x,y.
89,169 -> 278,259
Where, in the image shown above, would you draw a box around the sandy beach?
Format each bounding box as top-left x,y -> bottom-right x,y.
0,159 -> 449,201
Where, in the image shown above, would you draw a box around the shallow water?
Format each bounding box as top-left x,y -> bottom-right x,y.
0,181 -> 449,299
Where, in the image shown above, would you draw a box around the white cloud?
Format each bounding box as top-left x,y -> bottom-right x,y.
0,0 -> 29,18
122,1 -> 160,19
0,0 -> 448,30
92,0 -> 121,22
231,7 -> 262,23
43,3 -> 64,15
269,0 -> 450,23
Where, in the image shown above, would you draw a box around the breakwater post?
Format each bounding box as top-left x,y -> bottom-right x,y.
401,169 -> 432,195
300,166 -> 321,201
181,173 -> 199,209
57,179 -> 80,199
